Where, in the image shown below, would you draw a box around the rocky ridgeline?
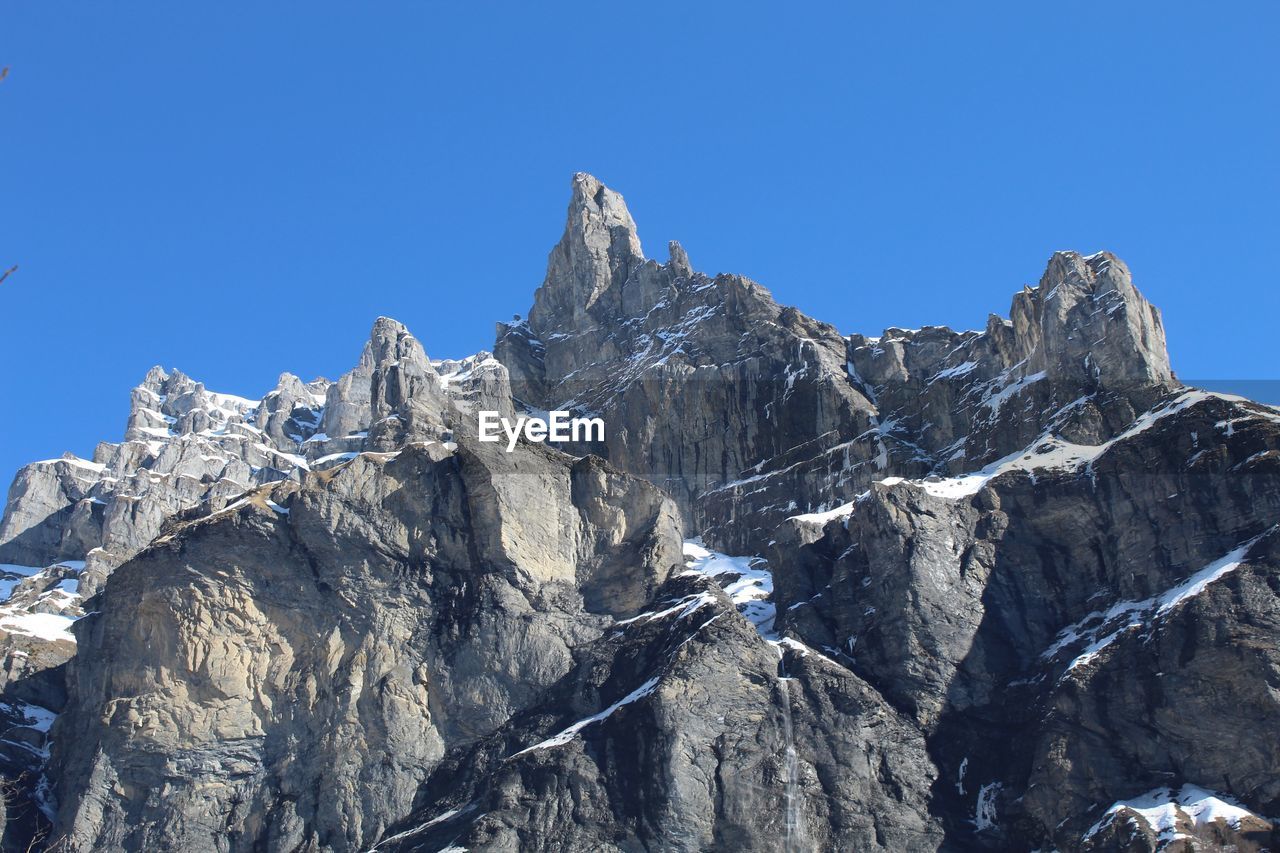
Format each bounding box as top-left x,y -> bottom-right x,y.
0,322 -> 514,595
0,365 -> 319,594
0,174 -> 1275,851
496,174 -> 1178,553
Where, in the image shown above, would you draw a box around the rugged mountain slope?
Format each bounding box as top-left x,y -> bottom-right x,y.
772,388 -> 1280,849
496,175 -> 1175,553
53,437 -> 683,852
0,173 -> 1275,852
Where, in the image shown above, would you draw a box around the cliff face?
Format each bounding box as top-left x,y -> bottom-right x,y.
0,174 -> 1275,852
52,438 -> 683,852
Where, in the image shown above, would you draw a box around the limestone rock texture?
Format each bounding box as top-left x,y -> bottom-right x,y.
0,173 -> 1275,851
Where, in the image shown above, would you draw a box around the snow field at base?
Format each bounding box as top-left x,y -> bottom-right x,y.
1082,784 -> 1270,846
0,611 -> 77,643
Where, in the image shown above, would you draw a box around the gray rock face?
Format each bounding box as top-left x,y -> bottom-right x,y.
52,436 -> 683,852
0,173 -> 1276,852
843,250 -> 1176,481
0,557 -> 83,851
529,173 -> 646,330
1026,250 -> 1173,389
318,318 -> 517,455
0,457 -> 105,568
0,321 -> 519,850
771,389 -> 1280,849
363,316 -> 453,450
255,372 -> 328,449
434,351 -> 517,422
378,574 -> 940,853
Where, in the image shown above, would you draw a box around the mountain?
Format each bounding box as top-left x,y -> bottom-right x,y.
0,174 -> 1276,852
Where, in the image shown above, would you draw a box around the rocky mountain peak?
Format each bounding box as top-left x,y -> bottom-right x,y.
124,366 -> 259,443
256,372 -> 327,448
139,364 -> 168,390
367,317 -> 451,449
364,315 -> 431,375
667,239 -> 692,278
1015,250 -> 1175,391
528,172 -> 646,332
369,314 -> 417,347
322,316 -> 454,451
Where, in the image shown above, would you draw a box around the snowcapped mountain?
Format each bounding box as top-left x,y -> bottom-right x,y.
0,174 -> 1277,852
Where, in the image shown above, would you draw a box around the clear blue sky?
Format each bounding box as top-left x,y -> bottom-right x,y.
2,2 -> 1277,482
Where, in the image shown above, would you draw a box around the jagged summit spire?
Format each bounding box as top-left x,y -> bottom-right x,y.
567,173 -> 642,251
528,174 -> 646,331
